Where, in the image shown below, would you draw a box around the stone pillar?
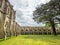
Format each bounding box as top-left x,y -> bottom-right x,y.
0,0 -> 7,39
13,11 -> 16,36
10,7 -> 15,36
3,0 -> 12,39
0,12 -> 5,38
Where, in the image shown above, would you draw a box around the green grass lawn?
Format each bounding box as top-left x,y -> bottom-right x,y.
0,35 -> 60,45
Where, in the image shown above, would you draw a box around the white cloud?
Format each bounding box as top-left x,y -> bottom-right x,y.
9,0 -> 50,26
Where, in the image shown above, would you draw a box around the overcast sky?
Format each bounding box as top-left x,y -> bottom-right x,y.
9,0 -> 50,26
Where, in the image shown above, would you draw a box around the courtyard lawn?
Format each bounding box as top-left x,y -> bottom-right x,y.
0,35 -> 60,45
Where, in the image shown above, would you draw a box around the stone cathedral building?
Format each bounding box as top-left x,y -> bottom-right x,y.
0,0 -> 60,39
0,0 -> 16,39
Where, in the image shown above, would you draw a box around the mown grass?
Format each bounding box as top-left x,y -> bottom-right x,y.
0,35 -> 60,45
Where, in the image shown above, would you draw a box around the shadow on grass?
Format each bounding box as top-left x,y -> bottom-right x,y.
0,37 -> 11,42
0,39 -> 4,42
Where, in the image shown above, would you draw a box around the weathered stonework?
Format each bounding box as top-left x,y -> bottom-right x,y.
0,0 -> 16,39
0,0 -> 7,39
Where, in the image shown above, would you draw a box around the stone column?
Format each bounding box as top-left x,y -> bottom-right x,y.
3,0 -> 11,40
0,0 -> 7,39
13,11 -> 16,36
0,12 -> 5,39
10,7 -> 14,36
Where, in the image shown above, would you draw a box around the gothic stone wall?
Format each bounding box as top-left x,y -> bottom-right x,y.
0,0 -> 16,38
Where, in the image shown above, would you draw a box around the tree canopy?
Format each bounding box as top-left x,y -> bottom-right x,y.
33,0 -> 60,35
33,0 -> 60,23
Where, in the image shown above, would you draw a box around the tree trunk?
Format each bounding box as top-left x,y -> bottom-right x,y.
49,18 -> 57,35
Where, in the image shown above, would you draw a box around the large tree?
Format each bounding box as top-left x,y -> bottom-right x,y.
33,0 -> 60,35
